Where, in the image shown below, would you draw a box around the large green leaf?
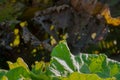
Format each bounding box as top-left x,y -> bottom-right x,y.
0,67 -> 30,80
0,57 -> 31,80
61,72 -> 116,80
5,67 -> 30,80
0,41 -> 120,80
0,59 -> 51,80
47,41 -> 120,80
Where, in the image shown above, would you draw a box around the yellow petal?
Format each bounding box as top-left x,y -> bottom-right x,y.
20,21 -> 28,28
32,49 -> 37,53
14,28 -> 19,35
13,38 -> 20,46
91,33 -> 96,39
50,25 -> 55,31
50,36 -> 57,45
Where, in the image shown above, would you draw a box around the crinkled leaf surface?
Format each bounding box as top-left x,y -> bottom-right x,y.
0,41 -> 120,80
5,67 -> 30,80
47,41 -> 120,80
0,67 -> 30,80
0,60 -> 51,80
61,72 -> 115,80
0,58 -> 31,80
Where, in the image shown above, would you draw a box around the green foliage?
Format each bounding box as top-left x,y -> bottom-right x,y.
0,41 -> 120,80
7,57 -> 29,71
0,2 -> 24,22
31,61 -> 51,80
5,67 -> 30,80
107,0 -> 120,6
0,58 -> 30,80
47,41 -> 120,80
0,0 -> 120,70
61,72 -> 115,80
0,70 -> 7,79
0,1 -> 120,79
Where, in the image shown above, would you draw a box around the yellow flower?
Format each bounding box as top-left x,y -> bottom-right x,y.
91,33 -> 96,39
94,51 -> 99,54
13,35 -> 20,47
13,38 -> 20,46
32,49 -> 37,53
10,43 -> 13,47
61,33 -> 68,40
14,28 -> 19,35
50,25 -> 55,31
20,21 -> 28,28
16,35 -> 20,39
50,36 -> 57,45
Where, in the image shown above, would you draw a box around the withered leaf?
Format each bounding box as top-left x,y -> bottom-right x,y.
101,6 -> 120,26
